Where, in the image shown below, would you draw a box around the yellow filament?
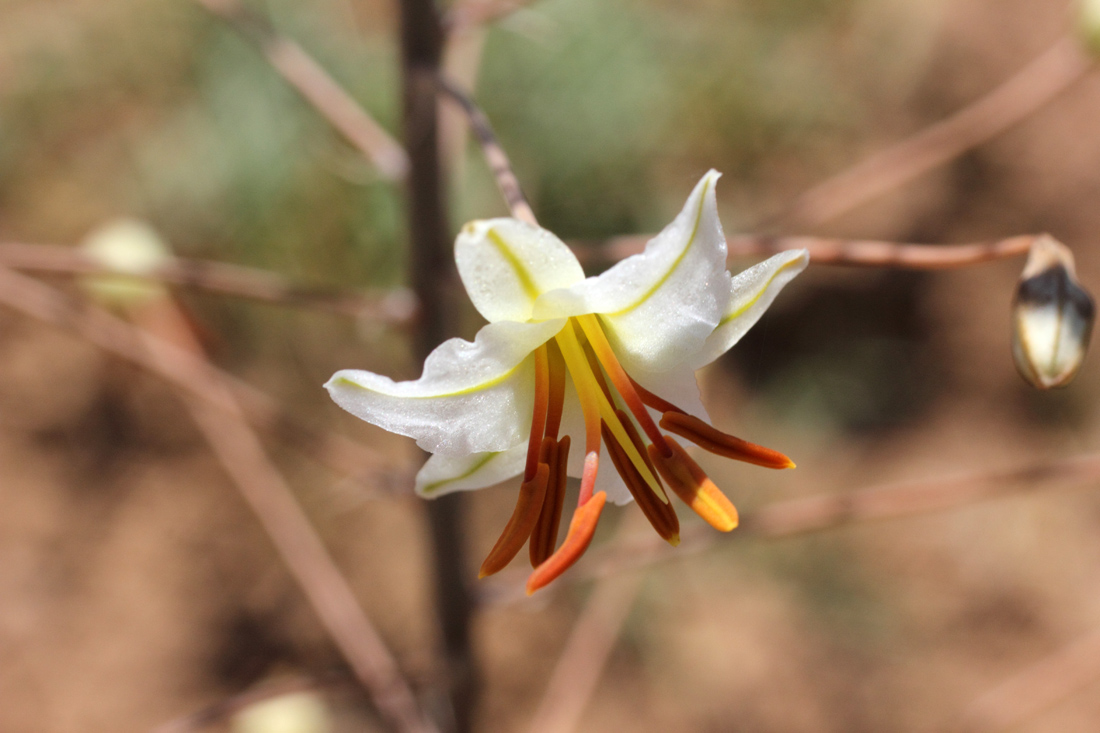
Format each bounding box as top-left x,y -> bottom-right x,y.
555,320 -> 668,502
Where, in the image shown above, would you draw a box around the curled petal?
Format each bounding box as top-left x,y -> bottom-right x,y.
456,219 -> 585,323
326,319 -> 564,456
415,443 -> 528,498
533,170 -> 730,373
692,249 -> 809,369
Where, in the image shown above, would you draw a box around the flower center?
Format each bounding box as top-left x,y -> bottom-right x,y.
479,314 -> 795,593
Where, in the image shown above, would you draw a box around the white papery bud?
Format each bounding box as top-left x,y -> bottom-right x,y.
1011,235 -> 1094,389
80,218 -> 173,307
232,691 -> 331,733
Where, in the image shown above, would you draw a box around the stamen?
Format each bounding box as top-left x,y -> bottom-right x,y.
602,421 -> 679,545
530,435 -> 569,567
524,345 -> 551,481
661,411 -> 795,469
581,338 -> 614,404
614,409 -> 661,495
479,461 -> 550,578
648,436 -> 739,532
629,375 -> 682,415
545,340 -> 567,439
577,314 -> 672,457
526,491 -> 607,594
555,320 -> 663,496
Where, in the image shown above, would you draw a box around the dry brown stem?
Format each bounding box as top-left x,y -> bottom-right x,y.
482,449 -> 1100,604
773,36 -> 1091,228
444,0 -> 534,34
593,233 -> 1037,270
189,0 -> 408,180
0,242 -> 415,322
525,514 -> 650,733
437,75 -> 538,225
951,626 -> 1100,732
0,266 -> 433,732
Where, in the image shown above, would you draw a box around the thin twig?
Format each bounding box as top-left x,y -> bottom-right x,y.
0,265 -> 436,733
400,2 -> 478,730
481,449 -> 1100,604
772,36 -> 1092,229
950,626 -> 1100,732
134,297 -> 436,733
525,514 -> 650,733
189,0 -> 408,180
444,0 -> 535,34
0,242 -> 416,322
437,75 -> 538,225
592,233 -> 1038,270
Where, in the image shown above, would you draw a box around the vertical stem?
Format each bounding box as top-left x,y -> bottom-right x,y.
399,1 -> 476,731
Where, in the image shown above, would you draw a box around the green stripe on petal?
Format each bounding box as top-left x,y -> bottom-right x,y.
692,249 -> 809,369
533,171 -> 732,376
416,443 -> 528,497
456,219 -> 585,323
325,319 -> 565,456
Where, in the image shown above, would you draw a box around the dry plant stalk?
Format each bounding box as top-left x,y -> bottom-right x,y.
773,35 -> 1092,228
952,626 -> 1100,731
0,241 -> 415,322
0,264 -> 434,733
189,0 -> 408,180
596,233 -> 1038,270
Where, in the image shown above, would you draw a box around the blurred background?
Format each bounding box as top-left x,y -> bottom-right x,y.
3,0 -> 1100,730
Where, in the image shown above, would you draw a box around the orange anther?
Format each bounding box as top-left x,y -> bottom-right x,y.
526,491 -> 607,594
602,421 -> 679,545
530,436 -> 569,567
648,437 -> 739,532
479,462 -> 550,578
660,411 -> 795,470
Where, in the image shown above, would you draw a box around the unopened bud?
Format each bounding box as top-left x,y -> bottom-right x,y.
80,218 -> 173,307
232,690 -> 331,733
1011,235 -> 1094,389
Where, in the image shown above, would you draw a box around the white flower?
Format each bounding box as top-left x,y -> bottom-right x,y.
326,171 -> 808,592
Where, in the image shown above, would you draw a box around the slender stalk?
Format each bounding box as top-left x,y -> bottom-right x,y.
437,76 -> 537,224
0,242 -> 415,321
399,1 -> 478,731
0,265 -> 434,733
481,449 -> 1100,603
770,36 -> 1091,229
951,626 -> 1100,732
593,233 -> 1038,270
190,0 -> 408,179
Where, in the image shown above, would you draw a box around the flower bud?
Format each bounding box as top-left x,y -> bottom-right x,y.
232,690 -> 331,733
1012,235 -> 1094,389
80,218 -> 173,307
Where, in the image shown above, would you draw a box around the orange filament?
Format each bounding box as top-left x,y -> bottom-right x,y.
648,436 -> 739,532
629,375 -> 682,415
527,491 -> 607,594
545,341 -> 567,439
523,345 -> 550,481
555,320 -> 664,499
530,435 -> 569,566
577,314 -> 671,457
479,460 -> 550,578
602,421 -> 679,545
660,411 -> 795,469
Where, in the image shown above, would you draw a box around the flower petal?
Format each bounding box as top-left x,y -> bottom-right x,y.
533,170 -> 730,373
325,319 -> 565,455
691,249 -> 809,369
415,443 -> 528,498
455,218 -> 585,323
